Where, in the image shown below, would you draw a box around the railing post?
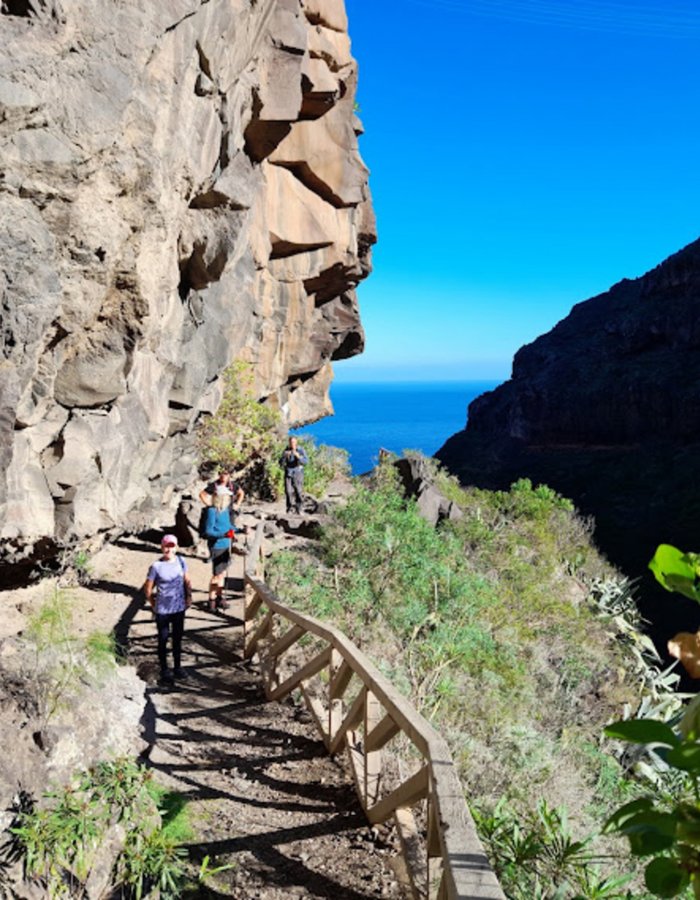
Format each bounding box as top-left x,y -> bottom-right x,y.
364,690 -> 382,808
328,648 -> 343,750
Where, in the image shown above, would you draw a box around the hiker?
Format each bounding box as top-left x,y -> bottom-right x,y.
144,535 -> 192,684
199,469 -> 244,508
279,436 -> 308,514
203,484 -> 242,611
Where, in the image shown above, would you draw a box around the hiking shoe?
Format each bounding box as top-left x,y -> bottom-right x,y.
159,668 -> 174,684
173,667 -> 188,680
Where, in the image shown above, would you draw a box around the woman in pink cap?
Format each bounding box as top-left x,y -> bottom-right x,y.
144,535 -> 192,683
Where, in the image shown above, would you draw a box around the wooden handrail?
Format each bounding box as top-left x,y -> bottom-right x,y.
243,524 -> 504,900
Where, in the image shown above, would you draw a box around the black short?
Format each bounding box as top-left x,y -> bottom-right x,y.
211,546 -> 230,575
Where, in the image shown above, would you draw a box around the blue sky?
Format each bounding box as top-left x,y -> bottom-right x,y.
338,0 -> 700,382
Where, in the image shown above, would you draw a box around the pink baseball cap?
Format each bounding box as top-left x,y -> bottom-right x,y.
161,534 -> 178,547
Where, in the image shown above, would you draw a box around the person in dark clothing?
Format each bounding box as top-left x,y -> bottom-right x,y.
144,535 -> 192,683
199,469 -> 244,508
279,436 -> 308,514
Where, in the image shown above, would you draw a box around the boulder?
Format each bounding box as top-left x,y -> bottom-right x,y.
394,456 -> 463,527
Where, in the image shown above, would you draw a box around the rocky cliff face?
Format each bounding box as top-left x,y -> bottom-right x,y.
0,0 -> 374,574
437,238 -> 700,634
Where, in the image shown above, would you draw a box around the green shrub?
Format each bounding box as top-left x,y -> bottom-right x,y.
197,360 -> 282,471
11,759 -> 188,898
24,589 -> 119,726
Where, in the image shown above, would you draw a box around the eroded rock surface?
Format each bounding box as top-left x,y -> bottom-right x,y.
0,0 -> 374,573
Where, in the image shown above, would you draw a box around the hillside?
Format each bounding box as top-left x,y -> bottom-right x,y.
437,237 -> 700,644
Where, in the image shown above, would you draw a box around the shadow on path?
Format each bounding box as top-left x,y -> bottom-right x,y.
116,552 -> 399,900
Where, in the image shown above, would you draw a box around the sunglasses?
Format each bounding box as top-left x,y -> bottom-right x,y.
162,542 -> 177,548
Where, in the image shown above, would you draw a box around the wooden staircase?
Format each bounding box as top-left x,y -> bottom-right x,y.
243,525 -> 505,900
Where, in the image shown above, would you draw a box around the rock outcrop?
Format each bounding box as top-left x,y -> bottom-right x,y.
0,0 -> 374,577
394,456 -> 463,527
437,238 -> 700,637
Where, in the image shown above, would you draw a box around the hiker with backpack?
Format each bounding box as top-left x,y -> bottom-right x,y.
203,483 -> 243,611
144,534 -> 192,684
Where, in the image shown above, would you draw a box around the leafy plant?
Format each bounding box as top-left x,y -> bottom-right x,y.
599,543 -> 700,899
10,759 -> 188,899
198,361 -> 348,502
602,717 -> 700,898
23,589 -> 118,727
59,548 -> 93,586
475,799 -> 634,899
649,545 -> 700,603
197,360 -> 282,472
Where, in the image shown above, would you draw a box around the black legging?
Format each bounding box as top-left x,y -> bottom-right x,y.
155,611 -> 185,672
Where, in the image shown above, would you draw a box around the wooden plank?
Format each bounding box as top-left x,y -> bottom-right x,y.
268,623 -> 305,660
364,691 -> 382,808
244,609 -> 272,659
260,652 -> 279,698
244,591 -> 264,623
367,764 -> 429,826
244,523 -> 265,579
300,686 -> 330,746
428,742 -> 506,899
328,698 -> 343,750
243,583 -> 253,639
427,796 -> 442,858
329,657 -> 353,700
365,711 -> 401,754
328,650 -> 344,743
268,645 -> 333,702
394,806 -> 425,900
329,686 -> 367,755
345,728 -> 366,811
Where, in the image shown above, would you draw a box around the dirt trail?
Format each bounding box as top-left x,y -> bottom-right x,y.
82,523 -> 401,899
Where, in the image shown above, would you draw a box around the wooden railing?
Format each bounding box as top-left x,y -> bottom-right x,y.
243,525 -> 505,900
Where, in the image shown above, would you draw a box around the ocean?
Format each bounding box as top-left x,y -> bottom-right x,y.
294,380 -> 500,475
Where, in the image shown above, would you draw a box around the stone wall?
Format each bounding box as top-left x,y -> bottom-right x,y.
0,0 -> 375,569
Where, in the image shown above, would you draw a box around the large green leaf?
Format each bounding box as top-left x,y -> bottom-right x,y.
604,719 -> 680,748
680,695 -> 700,740
649,545 -> 700,603
644,857 -> 690,898
620,810 -> 678,856
603,797 -> 654,834
675,803 -> 700,844
666,742 -> 700,773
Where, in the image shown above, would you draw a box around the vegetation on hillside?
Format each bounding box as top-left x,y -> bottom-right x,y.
267,458 -> 682,898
